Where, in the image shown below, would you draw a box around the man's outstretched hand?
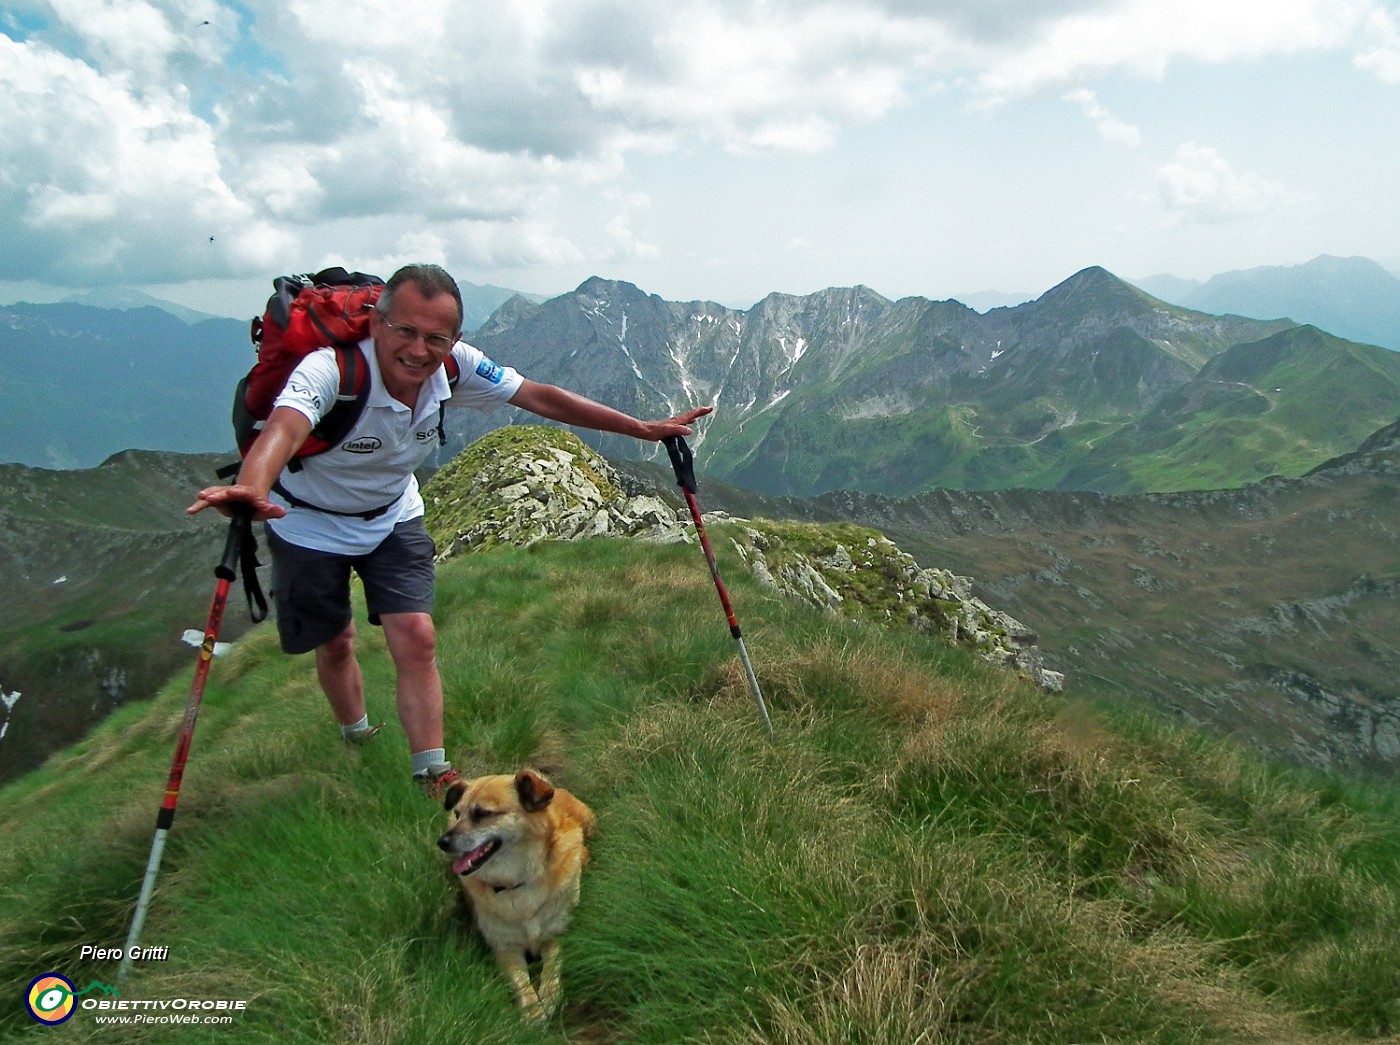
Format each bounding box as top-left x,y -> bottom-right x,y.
639,405 -> 714,441
187,484 -> 286,522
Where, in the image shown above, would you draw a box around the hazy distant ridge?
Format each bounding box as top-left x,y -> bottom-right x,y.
1132,254 -> 1400,352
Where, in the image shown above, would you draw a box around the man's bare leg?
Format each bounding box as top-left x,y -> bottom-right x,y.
315,622 -> 366,727
380,612 -> 443,752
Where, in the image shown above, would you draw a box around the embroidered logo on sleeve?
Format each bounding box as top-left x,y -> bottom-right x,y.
475,358 -> 504,384
285,381 -> 324,410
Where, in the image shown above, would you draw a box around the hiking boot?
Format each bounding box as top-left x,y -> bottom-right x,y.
343,721 -> 386,746
414,764 -> 462,803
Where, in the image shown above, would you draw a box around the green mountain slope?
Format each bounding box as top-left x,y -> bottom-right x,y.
0,304 -> 249,469
3,537 -> 1399,1042
0,452 -> 260,784
707,269 -> 1395,498
1064,326 -> 1400,492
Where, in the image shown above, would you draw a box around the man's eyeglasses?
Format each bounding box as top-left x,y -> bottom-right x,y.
378,317 -> 457,353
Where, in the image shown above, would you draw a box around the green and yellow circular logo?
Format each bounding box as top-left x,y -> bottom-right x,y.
26,973 -> 77,1025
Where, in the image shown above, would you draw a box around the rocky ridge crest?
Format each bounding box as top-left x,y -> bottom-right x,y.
423,426 -> 1063,692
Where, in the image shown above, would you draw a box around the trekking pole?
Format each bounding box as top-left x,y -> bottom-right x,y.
118,505 -> 254,985
662,436 -> 773,737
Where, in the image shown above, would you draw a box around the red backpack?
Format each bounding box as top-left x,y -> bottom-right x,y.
231,267 -> 458,466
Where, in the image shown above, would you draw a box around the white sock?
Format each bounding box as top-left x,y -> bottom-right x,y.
340,714 -> 371,739
411,748 -> 449,776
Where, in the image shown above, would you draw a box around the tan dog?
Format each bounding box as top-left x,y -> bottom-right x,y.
437,770 -> 596,1021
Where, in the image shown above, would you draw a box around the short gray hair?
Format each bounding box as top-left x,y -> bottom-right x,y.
379,264 -> 464,332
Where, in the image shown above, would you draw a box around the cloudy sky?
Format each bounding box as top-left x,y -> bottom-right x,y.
2,0 -> 1399,316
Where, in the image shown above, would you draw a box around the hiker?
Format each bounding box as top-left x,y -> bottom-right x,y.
188,263 -> 711,796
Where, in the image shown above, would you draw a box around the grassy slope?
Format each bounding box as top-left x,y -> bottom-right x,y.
0,452 -> 259,784
3,535 -> 1399,1043
1060,328 -> 1400,495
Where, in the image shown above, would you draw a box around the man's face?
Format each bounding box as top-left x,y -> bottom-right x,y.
371,283 -> 461,397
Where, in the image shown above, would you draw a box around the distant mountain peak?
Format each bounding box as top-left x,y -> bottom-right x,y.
1048,265 -> 1132,294
575,275 -> 648,300
1032,265 -> 1154,317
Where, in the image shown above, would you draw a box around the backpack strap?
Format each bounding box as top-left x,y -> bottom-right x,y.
435,353 -> 462,447
271,351 -> 456,520
283,345 -> 458,472
287,344 -> 368,472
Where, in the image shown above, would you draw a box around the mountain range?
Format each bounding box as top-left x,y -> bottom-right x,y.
6,263 -> 1397,496
1133,254 -> 1400,352
0,301 -> 250,468
458,266 -> 1400,497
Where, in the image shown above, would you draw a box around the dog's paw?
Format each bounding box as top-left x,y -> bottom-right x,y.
537,966 -> 562,1019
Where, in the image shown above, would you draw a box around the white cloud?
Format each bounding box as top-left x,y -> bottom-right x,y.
1063,88 -> 1141,146
569,3 -> 948,154
1354,7 -> 1400,81
974,0 -> 1384,100
0,34 -> 295,281
1153,142 -> 1301,225
2,0 -> 1398,290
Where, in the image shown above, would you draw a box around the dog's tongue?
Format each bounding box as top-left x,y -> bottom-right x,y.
452,841 -> 496,876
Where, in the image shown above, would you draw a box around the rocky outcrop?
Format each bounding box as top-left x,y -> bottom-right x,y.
728,522 -> 1063,692
423,426 -> 1063,691
422,425 -> 688,555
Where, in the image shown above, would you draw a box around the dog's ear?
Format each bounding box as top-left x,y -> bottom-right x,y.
514,769 -> 555,813
442,779 -> 469,811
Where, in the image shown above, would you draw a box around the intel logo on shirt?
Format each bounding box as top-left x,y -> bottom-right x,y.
342,437 -> 383,454
476,359 -> 504,384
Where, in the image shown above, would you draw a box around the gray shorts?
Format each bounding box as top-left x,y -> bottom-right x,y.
266,519 -> 437,654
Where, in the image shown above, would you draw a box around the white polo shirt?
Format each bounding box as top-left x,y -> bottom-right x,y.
267,338 -> 523,555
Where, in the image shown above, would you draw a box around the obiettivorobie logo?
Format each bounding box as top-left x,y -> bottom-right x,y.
25,973 -> 119,1025
23,970 -> 249,1027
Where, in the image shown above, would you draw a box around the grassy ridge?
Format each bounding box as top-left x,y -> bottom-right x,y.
3,534 -> 1398,1042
